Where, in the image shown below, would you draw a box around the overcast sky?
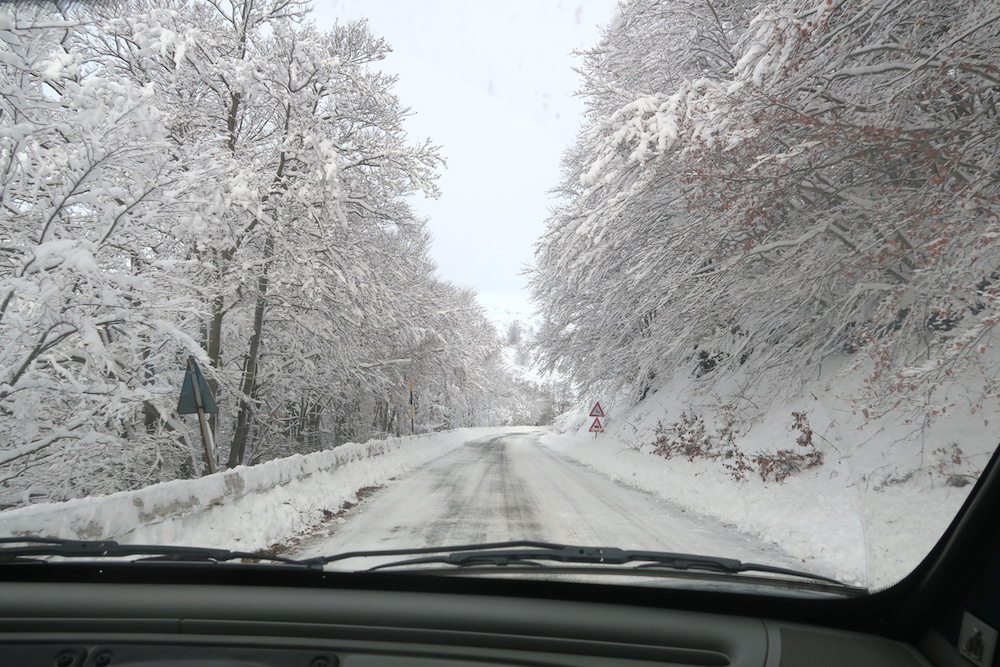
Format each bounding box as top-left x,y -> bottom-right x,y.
310,1 -> 619,324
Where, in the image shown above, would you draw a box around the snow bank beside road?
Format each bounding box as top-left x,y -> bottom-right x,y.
543,430 -> 970,587
0,428 -> 501,548
549,364 -> 987,588
542,432 -> 856,584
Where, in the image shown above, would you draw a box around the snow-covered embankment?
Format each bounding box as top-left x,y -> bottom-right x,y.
545,363 -> 991,588
0,428 -> 496,551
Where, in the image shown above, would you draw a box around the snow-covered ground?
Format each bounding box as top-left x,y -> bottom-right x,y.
552,359 -> 996,588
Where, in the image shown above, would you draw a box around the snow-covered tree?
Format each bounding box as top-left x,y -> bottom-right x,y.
1,0 -> 539,508
532,0 -> 1000,421
0,4 -> 212,505
83,0 -> 449,466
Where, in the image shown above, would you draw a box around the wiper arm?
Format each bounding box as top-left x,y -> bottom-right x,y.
303,540 -> 566,567
0,536 -> 314,568
304,540 -> 849,587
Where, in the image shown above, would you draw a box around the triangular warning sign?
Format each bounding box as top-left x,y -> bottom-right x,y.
589,402 -> 604,417
589,417 -> 604,433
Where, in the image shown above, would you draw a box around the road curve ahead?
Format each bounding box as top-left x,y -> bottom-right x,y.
290,429 -> 802,570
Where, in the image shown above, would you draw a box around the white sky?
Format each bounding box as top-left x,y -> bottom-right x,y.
310,1 -> 619,324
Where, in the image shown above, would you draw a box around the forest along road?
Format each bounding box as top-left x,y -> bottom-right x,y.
288,429 -> 806,572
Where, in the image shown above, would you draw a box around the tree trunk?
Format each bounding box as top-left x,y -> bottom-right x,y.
307,401 -> 322,449
227,99 -> 290,467
206,289 -> 225,437
228,234 -> 273,467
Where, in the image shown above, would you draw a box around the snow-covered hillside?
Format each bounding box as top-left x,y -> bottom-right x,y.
548,354 -> 996,588
495,320 -> 573,426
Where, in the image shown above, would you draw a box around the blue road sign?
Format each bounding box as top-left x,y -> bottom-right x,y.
178,356 -> 218,414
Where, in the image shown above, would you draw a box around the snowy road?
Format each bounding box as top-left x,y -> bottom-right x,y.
289,429 -> 806,570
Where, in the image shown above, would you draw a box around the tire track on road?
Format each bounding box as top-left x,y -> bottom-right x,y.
289,430 -> 808,576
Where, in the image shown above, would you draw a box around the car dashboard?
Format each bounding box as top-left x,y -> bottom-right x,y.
0,577 -> 934,667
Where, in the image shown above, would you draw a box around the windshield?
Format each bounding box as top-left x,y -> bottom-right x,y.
1,0 -> 997,596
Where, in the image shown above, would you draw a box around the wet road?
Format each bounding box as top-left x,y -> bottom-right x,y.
289,430 -> 804,573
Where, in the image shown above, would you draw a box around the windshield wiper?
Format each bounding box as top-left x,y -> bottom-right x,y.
302,540 -> 852,587
0,536 -> 314,568
2,538 -> 853,589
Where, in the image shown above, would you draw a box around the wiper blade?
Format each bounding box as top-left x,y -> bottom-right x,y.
0,536 -> 313,568
304,540 -> 849,587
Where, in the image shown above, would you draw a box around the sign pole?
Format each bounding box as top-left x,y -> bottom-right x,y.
189,357 -> 217,474
178,356 -> 219,475
409,378 -> 414,436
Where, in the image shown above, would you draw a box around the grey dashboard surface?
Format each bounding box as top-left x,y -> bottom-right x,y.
0,581 -> 929,667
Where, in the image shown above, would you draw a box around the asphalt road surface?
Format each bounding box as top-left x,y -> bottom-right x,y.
289,430 -> 808,575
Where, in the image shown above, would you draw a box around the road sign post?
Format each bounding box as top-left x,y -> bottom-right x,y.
178,356 -> 219,474
589,402 -> 605,437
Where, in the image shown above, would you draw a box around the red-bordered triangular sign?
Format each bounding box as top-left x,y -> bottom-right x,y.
589,417 -> 604,433
589,402 -> 604,417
